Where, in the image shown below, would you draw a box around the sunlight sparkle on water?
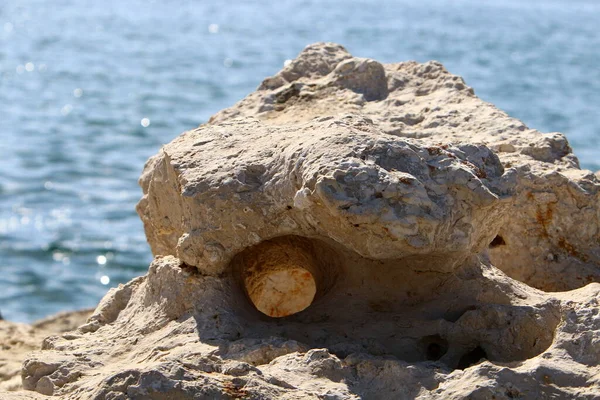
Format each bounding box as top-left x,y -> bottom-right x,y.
100,275 -> 110,285
53,252 -> 71,265
61,104 -> 73,116
140,118 -> 150,127
73,88 -> 83,97
208,23 -> 219,34
96,255 -> 107,265
25,62 -> 34,72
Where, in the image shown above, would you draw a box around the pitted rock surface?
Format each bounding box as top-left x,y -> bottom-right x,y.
4,43 -> 600,399
208,42 -> 600,292
137,115 -> 514,275
15,256 -> 600,399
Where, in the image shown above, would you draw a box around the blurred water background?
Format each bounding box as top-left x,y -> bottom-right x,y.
1,0 -> 599,322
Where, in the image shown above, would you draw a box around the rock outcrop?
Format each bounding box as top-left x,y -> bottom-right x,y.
205,42 -> 600,292
6,43 -> 600,399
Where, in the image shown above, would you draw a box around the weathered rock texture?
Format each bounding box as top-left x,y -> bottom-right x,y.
0,310 -> 92,396
9,43 -> 600,399
204,43 -> 600,292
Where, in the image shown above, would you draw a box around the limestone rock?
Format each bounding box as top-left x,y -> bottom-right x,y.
207,43 -> 600,292
14,43 -> 600,398
0,309 -> 92,396
137,114 -> 514,276
18,256 -> 600,399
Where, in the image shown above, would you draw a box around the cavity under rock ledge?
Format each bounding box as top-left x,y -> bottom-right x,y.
7,42 -> 600,400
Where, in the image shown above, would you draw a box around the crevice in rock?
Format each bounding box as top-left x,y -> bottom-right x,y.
421,335 -> 449,361
443,305 -> 477,323
456,346 -> 488,370
489,235 -> 506,248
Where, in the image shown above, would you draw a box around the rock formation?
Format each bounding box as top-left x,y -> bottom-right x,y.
3,43 -> 600,399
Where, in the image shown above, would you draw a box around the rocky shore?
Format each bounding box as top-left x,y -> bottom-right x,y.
0,310 -> 92,394
2,43 -> 599,399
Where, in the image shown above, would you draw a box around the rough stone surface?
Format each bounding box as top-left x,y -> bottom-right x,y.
205,42 -> 600,292
16,256 -> 600,399
138,112 -> 514,276
7,43 -> 600,399
0,309 -> 92,396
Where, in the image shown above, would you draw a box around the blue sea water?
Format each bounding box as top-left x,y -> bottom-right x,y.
1,0 -> 599,322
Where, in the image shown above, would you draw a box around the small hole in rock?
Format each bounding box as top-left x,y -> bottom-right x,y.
178,262 -> 200,275
456,346 -> 488,369
421,335 -> 448,361
427,343 -> 442,360
489,235 -> 506,248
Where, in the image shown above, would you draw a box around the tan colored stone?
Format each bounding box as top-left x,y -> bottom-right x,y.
137,115 -> 514,277
207,42 -> 600,292
0,309 -> 92,397
9,43 -> 600,399
16,255 -> 600,399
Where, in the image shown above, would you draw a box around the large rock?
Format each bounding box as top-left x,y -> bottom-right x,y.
205,43 -> 600,292
137,114 -> 514,276
14,43 -> 600,398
